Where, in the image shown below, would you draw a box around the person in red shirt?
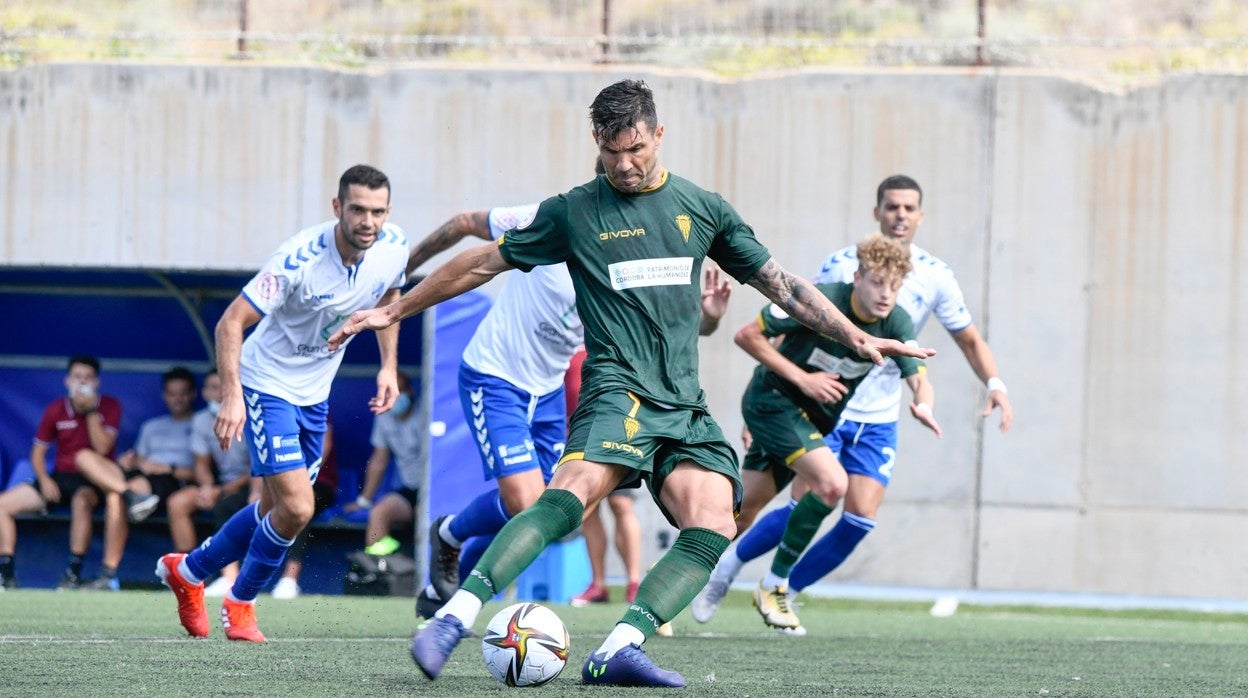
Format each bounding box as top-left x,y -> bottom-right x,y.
0,355 -> 156,589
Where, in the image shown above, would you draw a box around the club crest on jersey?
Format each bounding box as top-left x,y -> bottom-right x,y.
675,214 -> 692,243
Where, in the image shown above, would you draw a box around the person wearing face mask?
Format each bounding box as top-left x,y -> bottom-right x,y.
165,367 -> 255,596
344,371 -> 424,559
0,355 -> 147,590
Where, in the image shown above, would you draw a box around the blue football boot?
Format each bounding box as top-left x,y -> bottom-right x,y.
581,643 -> 686,688
410,614 -> 466,680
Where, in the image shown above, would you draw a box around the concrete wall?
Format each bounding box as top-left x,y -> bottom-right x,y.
2,63 -> 1244,599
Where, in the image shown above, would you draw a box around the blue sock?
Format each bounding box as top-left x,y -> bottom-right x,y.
458,534 -> 495,584
789,512 -> 876,592
185,502 -> 261,581
448,490 -> 511,542
736,500 -> 797,562
232,514 -> 295,601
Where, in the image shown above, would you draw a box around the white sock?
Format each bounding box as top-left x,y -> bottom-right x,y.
722,547 -> 746,578
225,590 -> 255,605
438,516 -> 463,548
435,589 -> 482,627
762,572 -> 787,590
597,622 -> 646,659
178,558 -> 203,585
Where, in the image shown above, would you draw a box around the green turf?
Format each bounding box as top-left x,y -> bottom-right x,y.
2,587 -> 1246,696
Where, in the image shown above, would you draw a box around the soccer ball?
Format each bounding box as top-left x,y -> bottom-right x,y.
482,602 -> 570,687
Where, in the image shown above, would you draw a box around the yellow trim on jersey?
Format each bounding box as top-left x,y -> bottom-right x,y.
639,169 -> 669,192
849,293 -> 880,324
756,313 -> 766,331
558,451 -> 586,467
784,447 -> 808,465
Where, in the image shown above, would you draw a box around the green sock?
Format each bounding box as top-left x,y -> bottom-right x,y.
460,489 -> 583,602
623,527 -> 729,637
770,492 -> 835,578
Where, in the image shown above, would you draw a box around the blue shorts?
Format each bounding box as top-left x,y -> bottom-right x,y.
823,419 -> 898,487
243,387 -> 327,482
458,363 -> 566,483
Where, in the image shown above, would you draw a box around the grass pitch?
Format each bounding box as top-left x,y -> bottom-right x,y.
2,586 -> 1246,696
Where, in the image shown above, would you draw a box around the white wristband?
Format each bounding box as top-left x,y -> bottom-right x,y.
355,495 -> 372,509
913,402 -> 933,416
986,377 -> 1008,394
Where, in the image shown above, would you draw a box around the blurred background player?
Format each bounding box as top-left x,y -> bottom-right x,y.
74,366 -> 197,589
403,201 -> 582,616
0,355 -> 151,589
727,234 -> 940,631
155,164 -> 408,642
694,174 -> 1012,622
344,370 -> 424,559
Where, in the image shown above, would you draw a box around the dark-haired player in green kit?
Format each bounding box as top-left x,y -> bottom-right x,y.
734,234 -> 942,633
328,78 -> 934,688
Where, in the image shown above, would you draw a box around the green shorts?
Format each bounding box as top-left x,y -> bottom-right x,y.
563,386 -> 741,525
740,383 -> 829,491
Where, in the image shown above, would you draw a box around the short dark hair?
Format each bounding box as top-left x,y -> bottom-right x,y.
589,79 -> 658,142
338,164 -> 391,204
67,355 -> 100,375
163,366 -> 196,390
876,174 -> 923,207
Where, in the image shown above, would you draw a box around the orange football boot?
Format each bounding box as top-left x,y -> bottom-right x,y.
221,597 -> 266,643
155,553 -> 209,638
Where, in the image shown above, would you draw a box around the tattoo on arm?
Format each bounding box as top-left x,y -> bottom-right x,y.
408,211 -> 491,275
746,259 -> 854,346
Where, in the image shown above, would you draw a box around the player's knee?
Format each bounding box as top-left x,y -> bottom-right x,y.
811,477 -> 849,507
499,480 -> 542,515
275,498 -> 316,531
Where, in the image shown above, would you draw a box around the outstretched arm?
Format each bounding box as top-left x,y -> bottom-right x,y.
406,210 -> 491,279
328,242 -> 513,350
745,259 -> 934,365
950,324 -> 1013,432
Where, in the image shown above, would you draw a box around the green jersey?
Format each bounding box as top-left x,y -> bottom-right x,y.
747,282 -> 922,434
498,172 -> 771,409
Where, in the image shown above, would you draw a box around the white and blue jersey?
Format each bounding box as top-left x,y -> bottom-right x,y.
238,220 -> 409,477
460,204 -> 582,481
814,242 -> 972,485
240,220 -> 409,406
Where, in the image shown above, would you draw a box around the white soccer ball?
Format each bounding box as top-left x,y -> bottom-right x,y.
481,602 -> 570,687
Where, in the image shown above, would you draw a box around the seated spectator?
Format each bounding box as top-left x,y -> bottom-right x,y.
74,366 -> 197,589
343,371 -> 423,557
166,368 -> 253,595
270,418 -> 339,600
0,355 -> 152,590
